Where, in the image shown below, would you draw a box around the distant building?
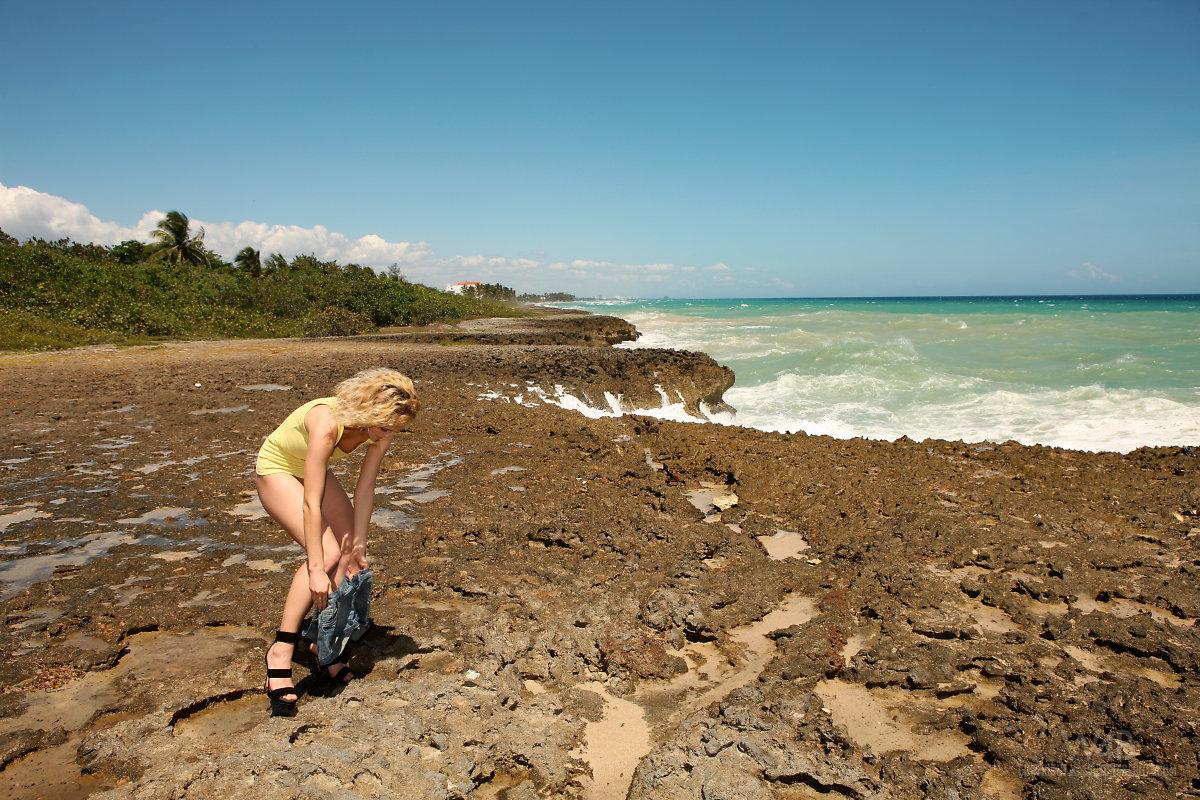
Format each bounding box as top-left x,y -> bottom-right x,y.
444,281 -> 482,295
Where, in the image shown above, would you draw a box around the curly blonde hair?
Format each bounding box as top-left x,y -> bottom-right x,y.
333,367 -> 419,429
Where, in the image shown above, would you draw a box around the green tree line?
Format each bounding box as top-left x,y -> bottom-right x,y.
518,291 -> 576,302
0,211 -> 525,351
461,282 -> 517,301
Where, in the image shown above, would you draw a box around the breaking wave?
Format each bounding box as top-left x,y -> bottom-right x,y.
549,297 -> 1200,453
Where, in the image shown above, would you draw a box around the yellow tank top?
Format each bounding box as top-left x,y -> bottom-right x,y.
255,397 -> 351,477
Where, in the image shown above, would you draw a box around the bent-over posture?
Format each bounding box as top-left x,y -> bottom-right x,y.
255,367 -> 419,716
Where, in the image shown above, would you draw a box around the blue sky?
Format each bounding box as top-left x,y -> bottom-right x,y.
1,0 -> 1197,296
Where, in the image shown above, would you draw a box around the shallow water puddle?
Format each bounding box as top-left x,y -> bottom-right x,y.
932,670 -> 1006,710
0,739 -> 110,800
240,383 -> 292,392
573,682 -> 653,800
841,625 -> 879,666
133,455 -> 208,475
152,549 -> 201,562
223,552 -> 288,572
1071,594 -> 1197,628
372,507 -> 416,530
9,606 -> 64,630
113,575 -> 152,606
571,594 -> 817,799
173,693 -> 262,743
756,529 -> 809,560
407,489 -> 450,504
92,436 -> 136,450
1132,665 -> 1181,689
189,404 -> 250,415
377,455 -> 464,508
1023,597 -> 1070,617
0,506 -> 50,533
227,495 -> 267,519
180,589 -> 229,608
0,627 -> 260,738
99,404 -> 136,414
393,454 -> 464,488
685,485 -> 738,516
118,507 -> 207,527
490,465 -> 526,476
0,530 -> 139,601
955,597 -> 1020,635
1062,644 -> 1181,688
71,464 -> 116,477
813,679 -> 972,762
642,594 -> 818,731
0,627 -> 260,797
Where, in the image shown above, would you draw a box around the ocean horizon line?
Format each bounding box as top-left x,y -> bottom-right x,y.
564,293 -> 1200,303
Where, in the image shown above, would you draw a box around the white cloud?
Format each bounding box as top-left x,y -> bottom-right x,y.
441,254 -> 540,271
201,222 -> 430,264
0,183 -> 161,244
0,181 -> 429,265
0,181 -> 784,296
1067,261 -> 1120,282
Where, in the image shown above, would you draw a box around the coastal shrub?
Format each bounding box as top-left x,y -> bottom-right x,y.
0,229 -> 525,350
301,306 -> 376,337
0,307 -> 122,350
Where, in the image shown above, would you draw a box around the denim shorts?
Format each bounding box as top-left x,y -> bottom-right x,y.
302,568 -> 372,667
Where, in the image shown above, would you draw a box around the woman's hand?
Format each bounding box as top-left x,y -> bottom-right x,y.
308,568 -> 332,611
339,544 -> 369,579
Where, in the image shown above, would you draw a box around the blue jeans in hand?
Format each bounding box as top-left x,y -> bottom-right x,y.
302,568 -> 372,667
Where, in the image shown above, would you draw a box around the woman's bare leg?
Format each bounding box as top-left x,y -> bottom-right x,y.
256,471 -> 357,698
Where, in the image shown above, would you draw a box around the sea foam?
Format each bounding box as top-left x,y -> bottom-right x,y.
544,297 -> 1200,453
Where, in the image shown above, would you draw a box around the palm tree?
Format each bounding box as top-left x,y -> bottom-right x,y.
146,211 -> 209,266
263,252 -> 289,274
234,246 -> 262,278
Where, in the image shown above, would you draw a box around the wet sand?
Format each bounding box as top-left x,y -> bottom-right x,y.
0,312 -> 1197,799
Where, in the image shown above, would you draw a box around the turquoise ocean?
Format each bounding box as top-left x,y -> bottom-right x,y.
557,296 -> 1200,453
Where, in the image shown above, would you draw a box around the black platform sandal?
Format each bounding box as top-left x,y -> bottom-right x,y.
265,630 -> 300,717
301,632 -> 355,688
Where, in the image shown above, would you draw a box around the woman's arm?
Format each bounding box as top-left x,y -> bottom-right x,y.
344,431 -> 394,575
302,405 -> 340,609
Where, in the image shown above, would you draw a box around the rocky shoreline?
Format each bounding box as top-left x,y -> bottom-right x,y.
0,313 -> 1196,799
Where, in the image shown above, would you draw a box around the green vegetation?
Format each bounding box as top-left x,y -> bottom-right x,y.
462,284 -> 576,303
461,282 -> 517,301
0,213 -> 525,351
518,291 -> 576,302
146,210 -> 210,266
234,246 -> 262,278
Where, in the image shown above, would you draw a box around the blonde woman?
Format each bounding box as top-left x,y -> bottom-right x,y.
256,367 -> 419,716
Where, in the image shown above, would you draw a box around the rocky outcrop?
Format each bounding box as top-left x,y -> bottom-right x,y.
0,316 -> 1196,799
471,345 -> 736,417
358,313 -> 641,347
